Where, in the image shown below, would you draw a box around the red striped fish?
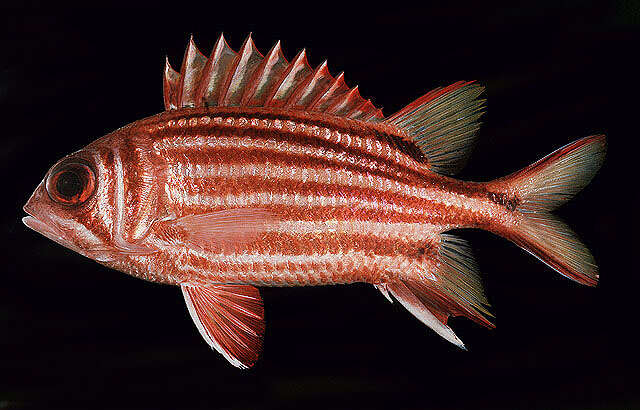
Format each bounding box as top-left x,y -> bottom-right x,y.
23,34 -> 606,368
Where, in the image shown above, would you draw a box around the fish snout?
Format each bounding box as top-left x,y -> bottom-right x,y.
23,182 -> 48,220
22,185 -> 58,236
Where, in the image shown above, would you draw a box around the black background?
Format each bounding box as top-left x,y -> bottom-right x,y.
1,2 -> 637,409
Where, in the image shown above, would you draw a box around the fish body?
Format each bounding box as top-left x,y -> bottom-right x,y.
23,35 -> 605,368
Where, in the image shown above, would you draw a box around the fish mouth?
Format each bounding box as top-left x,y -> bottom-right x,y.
22,210 -> 84,255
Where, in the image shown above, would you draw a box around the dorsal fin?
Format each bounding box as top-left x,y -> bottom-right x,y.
163,57 -> 180,110
284,60 -> 332,109
194,34 -> 237,107
385,81 -> 486,175
219,35 -> 264,107
265,48 -> 313,108
177,36 -> 208,108
241,41 -> 288,107
163,34 -> 384,121
308,72 -> 348,112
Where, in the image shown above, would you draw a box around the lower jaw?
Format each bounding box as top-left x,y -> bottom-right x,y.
23,215 -> 85,255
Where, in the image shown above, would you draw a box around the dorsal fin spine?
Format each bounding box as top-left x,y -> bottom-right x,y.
307,71 -> 346,111
219,35 -> 264,107
284,60 -> 332,109
361,107 -> 384,122
240,40 -> 288,107
177,36 -> 208,108
346,98 -> 374,120
326,85 -> 361,116
163,57 -> 180,110
165,34 -> 384,121
264,49 -> 311,107
194,34 -> 237,107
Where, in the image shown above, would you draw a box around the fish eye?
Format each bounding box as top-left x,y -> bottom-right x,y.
46,162 -> 96,206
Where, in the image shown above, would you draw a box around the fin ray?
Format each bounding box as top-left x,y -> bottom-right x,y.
163,58 -> 180,110
177,36 -> 208,108
487,135 -> 606,286
159,208 -> 273,252
265,49 -> 312,107
381,233 -> 493,348
194,34 -> 238,107
182,284 -> 264,369
385,81 -> 486,175
219,35 -> 264,107
164,35 -> 384,120
386,280 -> 466,348
241,41 -> 289,107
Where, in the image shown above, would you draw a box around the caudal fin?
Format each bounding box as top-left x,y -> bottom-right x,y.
487,135 -> 606,286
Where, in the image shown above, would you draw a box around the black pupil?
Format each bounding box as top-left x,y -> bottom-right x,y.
56,171 -> 83,198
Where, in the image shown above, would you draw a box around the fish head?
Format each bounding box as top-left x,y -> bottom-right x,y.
23,140 -> 118,263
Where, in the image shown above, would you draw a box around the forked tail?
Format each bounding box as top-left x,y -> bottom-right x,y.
487,135 -> 607,286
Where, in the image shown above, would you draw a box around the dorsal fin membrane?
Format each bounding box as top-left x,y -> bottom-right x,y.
163,58 -> 180,110
178,36 -> 208,108
284,60 -> 332,109
354,100 -> 384,122
195,34 -> 237,107
308,72 -> 349,112
265,49 -> 312,107
220,35 -> 264,107
326,85 -> 363,117
241,41 -> 288,107
163,34 -> 384,121
385,81 -> 486,175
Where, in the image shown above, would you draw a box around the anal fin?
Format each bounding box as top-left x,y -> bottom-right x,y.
386,280 -> 465,349
381,233 -> 494,349
182,284 -> 265,369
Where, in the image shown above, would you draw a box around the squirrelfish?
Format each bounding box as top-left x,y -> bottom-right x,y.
23,35 -> 606,368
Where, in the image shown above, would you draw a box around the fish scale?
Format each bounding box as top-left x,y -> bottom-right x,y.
23,34 -> 605,369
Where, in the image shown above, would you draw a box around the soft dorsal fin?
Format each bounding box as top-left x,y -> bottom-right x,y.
182,284 -> 265,369
385,81 -> 486,175
163,34 -> 384,122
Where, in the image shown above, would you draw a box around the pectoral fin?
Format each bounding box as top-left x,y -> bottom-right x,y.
160,208 -> 274,252
181,284 -> 265,369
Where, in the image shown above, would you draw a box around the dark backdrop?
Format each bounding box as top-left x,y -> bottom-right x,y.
1,2 -> 636,409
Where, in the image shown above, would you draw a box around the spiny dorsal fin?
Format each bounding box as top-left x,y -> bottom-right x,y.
220,34 -> 264,107
308,71 -> 348,112
163,57 -> 180,110
385,81 -> 486,175
163,34 -> 384,122
177,36 -> 208,108
241,41 -> 288,107
195,34 -> 237,107
284,60 -> 332,109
